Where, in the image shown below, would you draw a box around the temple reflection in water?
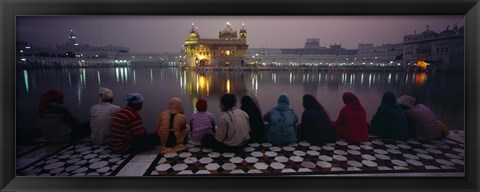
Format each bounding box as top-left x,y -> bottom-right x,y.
179,70 -> 248,111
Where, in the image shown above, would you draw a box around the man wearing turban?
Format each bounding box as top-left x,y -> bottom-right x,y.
110,92 -> 160,153
90,87 -> 121,144
37,89 -> 90,143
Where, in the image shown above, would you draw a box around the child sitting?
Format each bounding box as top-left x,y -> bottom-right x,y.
188,99 -> 216,145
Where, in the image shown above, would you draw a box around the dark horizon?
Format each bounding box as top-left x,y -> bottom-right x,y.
16,16 -> 464,53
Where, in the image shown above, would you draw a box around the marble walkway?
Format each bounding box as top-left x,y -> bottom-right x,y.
16,130 -> 465,177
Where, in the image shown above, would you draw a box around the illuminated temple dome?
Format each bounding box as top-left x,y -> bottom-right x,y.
219,24 -> 238,39
183,22 -> 248,68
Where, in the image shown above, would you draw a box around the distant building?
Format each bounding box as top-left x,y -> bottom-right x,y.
402,24 -> 464,71
56,30 -> 130,59
357,42 -> 403,61
246,40 -> 357,66
304,38 -> 320,48
183,23 -> 249,68
245,24 -> 463,71
278,43 -> 356,55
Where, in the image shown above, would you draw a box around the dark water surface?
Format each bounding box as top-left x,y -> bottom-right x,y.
17,67 -> 464,133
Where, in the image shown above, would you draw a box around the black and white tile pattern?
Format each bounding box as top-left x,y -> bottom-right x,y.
17,142 -> 135,176
16,131 -> 465,176
144,137 -> 464,176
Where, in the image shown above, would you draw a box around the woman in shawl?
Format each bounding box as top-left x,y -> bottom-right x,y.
333,92 -> 368,142
241,95 -> 266,143
263,93 -> 298,145
370,91 -> 409,140
155,97 -> 190,154
396,95 -> 441,140
37,89 -> 90,143
298,94 -> 337,144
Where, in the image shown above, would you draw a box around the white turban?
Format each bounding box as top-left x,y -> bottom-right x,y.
99,87 -> 114,101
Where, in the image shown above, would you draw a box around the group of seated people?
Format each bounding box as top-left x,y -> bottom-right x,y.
36,88 -> 449,155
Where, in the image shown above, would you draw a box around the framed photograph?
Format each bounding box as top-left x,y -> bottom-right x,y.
1,0 -> 479,191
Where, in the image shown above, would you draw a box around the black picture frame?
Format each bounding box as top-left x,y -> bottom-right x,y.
1,0 -> 479,191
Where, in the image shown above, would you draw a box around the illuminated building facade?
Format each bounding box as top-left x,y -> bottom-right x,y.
402,24 -> 464,71
183,23 -> 249,68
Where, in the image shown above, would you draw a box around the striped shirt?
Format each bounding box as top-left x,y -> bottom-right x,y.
110,106 -> 146,153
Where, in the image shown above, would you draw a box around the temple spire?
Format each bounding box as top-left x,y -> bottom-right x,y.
190,23 -> 195,32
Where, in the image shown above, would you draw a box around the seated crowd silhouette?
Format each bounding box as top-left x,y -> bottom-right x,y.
35,87 -> 450,155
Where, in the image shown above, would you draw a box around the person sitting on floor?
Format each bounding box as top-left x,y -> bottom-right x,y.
90,87 -> 121,145
298,94 -> 337,145
110,93 -> 160,154
263,93 -> 298,145
202,93 -> 250,152
188,99 -> 215,145
333,92 -> 368,142
37,89 -> 91,143
396,95 -> 444,140
369,91 -> 409,140
155,97 -> 190,154
241,94 -> 266,143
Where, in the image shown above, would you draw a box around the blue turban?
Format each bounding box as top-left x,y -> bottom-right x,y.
124,93 -> 144,104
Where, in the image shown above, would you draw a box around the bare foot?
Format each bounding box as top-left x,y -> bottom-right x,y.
160,147 -> 172,154
170,144 -> 187,153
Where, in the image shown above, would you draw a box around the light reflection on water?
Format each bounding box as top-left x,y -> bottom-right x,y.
23,70 -> 29,93
17,67 -> 464,133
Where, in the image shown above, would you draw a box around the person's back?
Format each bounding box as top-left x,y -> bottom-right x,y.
241,95 -> 266,143
397,95 -> 441,140
334,92 -> 368,142
37,89 -> 83,143
406,104 -> 441,140
155,97 -> 190,153
299,94 -> 336,144
265,94 -> 297,145
190,112 -> 215,142
202,94 -> 250,152
90,87 -> 121,145
189,99 -> 215,144
370,91 -> 409,140
90,102 -> 121,144
216,108 -> 251,146
111,93 -> 152,154
111,106 -> 145,153
37,104 -> 73,143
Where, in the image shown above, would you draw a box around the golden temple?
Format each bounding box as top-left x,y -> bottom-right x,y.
183,23 -> 248,68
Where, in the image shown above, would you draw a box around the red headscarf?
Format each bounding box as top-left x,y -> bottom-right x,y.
196,99 -> 208,112
342,92 -> 363,109
37,89 -> 64,115
335,92 -> 368,142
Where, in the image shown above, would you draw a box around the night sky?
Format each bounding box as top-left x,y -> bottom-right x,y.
16,16 -> 464,53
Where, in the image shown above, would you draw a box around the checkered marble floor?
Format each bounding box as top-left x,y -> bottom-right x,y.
16,131 -> 465,177
144,137 -> 464,176
17,142 -> 135,176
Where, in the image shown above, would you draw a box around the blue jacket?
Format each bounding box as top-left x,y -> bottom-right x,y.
265,94 -> 298,145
